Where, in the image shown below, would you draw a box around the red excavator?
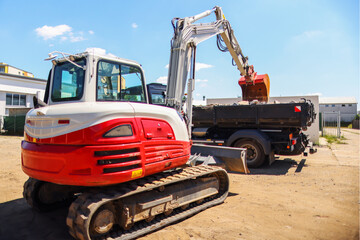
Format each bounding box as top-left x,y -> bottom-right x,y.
22,6 -> 267,240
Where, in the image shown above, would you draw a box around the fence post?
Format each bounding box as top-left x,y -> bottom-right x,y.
337,111 -> 341,138
14,115 -> 16,134
321,113 -> 324,136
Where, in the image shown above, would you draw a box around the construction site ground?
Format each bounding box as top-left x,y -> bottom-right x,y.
0,128 -> 359,240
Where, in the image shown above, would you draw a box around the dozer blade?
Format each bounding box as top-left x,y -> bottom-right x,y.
190,144 -> 250,173
221,154 -> 249,173
239,73 -> 270,102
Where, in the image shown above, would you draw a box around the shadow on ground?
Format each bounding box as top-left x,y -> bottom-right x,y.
229,158 -> 307,176
0,198 -> 71,240
251,158 -> 306,175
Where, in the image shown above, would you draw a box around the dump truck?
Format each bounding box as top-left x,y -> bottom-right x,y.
191,100 -> 316,167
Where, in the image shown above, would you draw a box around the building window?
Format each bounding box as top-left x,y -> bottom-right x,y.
20,95 -> 26,105
325,105 -> 329,107
13,94 -> 19,105
6,93 -> 12,105
342,104 -> 345,107
5,93 -> 26,106
349,104 -> 352,107
0,67 -> 4,73
332,104 -> 335,107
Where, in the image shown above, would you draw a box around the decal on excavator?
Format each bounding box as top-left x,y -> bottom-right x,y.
131,169 -> 143,178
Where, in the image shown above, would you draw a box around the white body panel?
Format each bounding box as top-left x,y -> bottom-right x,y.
25,102 -> 189,141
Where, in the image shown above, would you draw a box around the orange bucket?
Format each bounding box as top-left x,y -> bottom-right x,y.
238,73 -> 270,102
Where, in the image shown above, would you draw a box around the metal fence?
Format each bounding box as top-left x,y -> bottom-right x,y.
2,115 -> 26,135
321,111 -> 341,137
352,119 -> 360,129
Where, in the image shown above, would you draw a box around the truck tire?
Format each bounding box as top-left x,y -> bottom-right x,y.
234,139 -> 265,168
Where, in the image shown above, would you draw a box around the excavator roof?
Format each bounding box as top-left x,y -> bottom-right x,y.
53,51 -> 141,67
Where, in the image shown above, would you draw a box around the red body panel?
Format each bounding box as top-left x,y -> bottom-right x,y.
22,118 -> 190,186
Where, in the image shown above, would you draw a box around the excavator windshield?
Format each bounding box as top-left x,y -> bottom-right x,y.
51,58 -> 86,102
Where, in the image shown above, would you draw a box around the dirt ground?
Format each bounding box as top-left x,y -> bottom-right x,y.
0,129 -> 359,240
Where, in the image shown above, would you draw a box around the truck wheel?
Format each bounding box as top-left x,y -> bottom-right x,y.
234,139 -> 265,168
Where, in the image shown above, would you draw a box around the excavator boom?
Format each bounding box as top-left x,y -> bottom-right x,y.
213,7 -> 270,102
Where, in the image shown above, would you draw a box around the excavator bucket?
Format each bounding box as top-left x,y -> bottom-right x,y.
239,74 -> 270,102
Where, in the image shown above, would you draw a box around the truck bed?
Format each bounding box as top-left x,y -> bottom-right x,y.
192,100 -> 315,129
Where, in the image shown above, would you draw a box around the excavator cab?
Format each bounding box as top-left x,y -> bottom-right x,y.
239,73 -> 270,102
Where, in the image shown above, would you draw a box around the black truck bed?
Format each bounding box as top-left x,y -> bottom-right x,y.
192,100 -> 315,129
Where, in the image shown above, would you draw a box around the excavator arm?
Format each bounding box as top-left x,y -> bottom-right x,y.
165,6 -> 270,135
214,7 -> 270,102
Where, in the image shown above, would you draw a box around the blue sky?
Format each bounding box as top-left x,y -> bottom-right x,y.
0,0 -> 359,106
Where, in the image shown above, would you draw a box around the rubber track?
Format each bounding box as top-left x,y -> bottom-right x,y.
66,165 -> 229,240
23,178 -> 36,208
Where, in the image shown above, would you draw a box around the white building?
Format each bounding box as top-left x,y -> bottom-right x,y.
206,95 -> 320,143
0,73 -> 46,128
319,97 -> 358,122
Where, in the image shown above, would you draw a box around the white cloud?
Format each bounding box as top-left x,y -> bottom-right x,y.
85,47 -> 116,57
155,76 -> 207,86
195,63 -> 213,71
70,35 -> 85,42
156,76 -> 167,84
165,63 -> 213,72
195,79 -> 208,83
35,24 -> 72,40
132,23 -> 138,29
35,24 -> 92,43
195,79 -> 209,88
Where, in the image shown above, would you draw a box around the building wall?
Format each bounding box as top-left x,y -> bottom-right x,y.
319,103 -> 357,122
0,73 -> 46,129
2,65 -> 34,77
206,95 -> 320,143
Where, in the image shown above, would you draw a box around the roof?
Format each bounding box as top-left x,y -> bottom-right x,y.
0,62 -> 34,75
0,72 -> 46,82
54,51 -> 140,67
319,97 -> 357,104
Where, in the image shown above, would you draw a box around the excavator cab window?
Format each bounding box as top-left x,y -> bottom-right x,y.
97,60 -> 145,103
51,58 -> 85,102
